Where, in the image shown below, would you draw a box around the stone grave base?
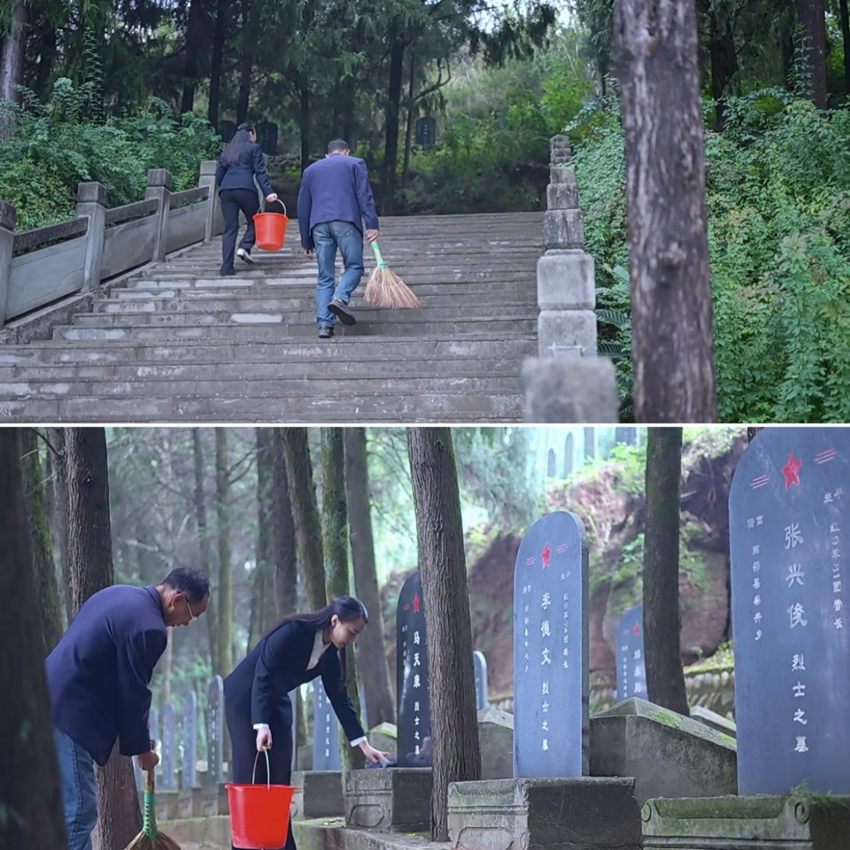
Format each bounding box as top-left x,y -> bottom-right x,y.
641,794 -> 850,849
345,767 -> 432,831
590,698 -> 737,805
293,819 -> 446,850
447,777 -> 642,850
293,769 -> 345,818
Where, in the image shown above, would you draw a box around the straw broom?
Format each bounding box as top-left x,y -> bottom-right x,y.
364,240 -> 420,309
123,749 -> 181,850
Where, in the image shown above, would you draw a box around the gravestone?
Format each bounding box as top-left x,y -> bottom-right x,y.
207,674 -> 224,784
256,121 -> 278,155
312,678 -> 341,770
616,604 -> 646,700
513,510 -> 589,778
729,426 -> 850,795
473,650 -> 489,711
161,702 -> 177,789
415,117 -> 436,148
181,691 -> 198,790
397,570 -> 431,766
218,120 -> 236,143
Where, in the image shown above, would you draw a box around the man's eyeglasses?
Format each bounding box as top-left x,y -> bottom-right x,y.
185,596 -> 198,622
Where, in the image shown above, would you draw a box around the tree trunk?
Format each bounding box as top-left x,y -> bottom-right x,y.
407,428 -> 480,842
0,428 -> 67,850
698,0 -> 739,129
21,427 -> 63,653
321,427 -> 363,770
50,427 -> 72,621
63,428 -> 142,850
402,51 -> 416,189
0,0 -> 27,106
251,428 -> 277,648
345,428 -> 395,725
840,0 -> 850,98
207,0 -> 229,129
642,427 -> 689,716
193,428 -> 218,673
215,428 -> 233,676
381,40 -> 405,214
235,0 -> 254,124
298,73 -> 311,172
280,428 -> 326,611
615,0 -> 717,423
796,0 -> 828,107
180,0 -> 206,114
271,430 -> 298,618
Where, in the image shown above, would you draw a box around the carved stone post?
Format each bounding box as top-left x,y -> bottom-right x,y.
0,201 -> 16,326
198,160 -> 219,243
522,136 -> 619,422
145,168 -> 173,262
75,182 -> 107,293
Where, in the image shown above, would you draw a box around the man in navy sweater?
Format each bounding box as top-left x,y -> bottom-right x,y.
297,139 -> 380,338
46,568 -> 210,850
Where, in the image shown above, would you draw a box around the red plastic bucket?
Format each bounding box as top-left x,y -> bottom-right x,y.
226,751 -> 295,849
253,199 -> 288,251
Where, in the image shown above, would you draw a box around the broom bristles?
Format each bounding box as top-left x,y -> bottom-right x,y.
123,830 -> 182,850
365,266 -> 420,309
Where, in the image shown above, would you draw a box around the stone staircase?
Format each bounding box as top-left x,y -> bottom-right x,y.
0,211 -> 543,423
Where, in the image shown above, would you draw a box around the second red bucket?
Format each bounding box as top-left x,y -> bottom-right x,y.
253,198 -> 288,251
226,751 -> 295,849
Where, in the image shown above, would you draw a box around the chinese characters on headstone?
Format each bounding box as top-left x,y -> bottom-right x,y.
616,604 -> 646,700
312,677 -> 341,770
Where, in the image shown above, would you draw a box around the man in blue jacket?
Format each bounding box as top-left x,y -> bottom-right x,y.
46,568 -> 210,850
297,139 -> 380,338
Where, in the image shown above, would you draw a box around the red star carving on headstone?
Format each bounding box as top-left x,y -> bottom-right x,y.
413,592 -> 421,614
541,544 -> 551,568
633,622 -> 641,636
782,451 -> 802,490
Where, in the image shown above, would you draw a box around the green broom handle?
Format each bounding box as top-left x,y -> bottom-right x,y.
143,741 -> 159,839
370,239 -> 387,269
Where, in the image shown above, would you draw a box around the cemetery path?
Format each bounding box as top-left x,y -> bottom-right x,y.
0,211 -> 543,423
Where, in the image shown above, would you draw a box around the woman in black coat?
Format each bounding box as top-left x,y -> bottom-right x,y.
224,596 -> 388,850
215,122 -> 278,275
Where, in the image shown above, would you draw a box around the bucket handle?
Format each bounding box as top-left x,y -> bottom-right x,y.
261,197 -> 287,216
252,748 -> 272,789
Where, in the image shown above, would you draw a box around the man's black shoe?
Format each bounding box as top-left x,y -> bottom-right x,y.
318,326 -> 334,338
329,297 -> 356,325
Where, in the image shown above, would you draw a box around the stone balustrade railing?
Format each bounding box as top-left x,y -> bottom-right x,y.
0,161 -> 221,335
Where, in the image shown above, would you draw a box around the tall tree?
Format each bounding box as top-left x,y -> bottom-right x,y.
0,0 -> 26,105
271,429 -> 298,618
21,427 -> 63,652
321,427 -> 364,770
840,0 -> 850,97
697,0 -> 739,128
615,0 -> 717,422
215,427 -> 233,676
0,428 -> 67,849
642,427 -> 689,716
796,0 -> 828,107
192,428 -> 218,672
250,428 -> 278,648
180,0 -> 208,114
207,0 -> 230,128
407,428 -> 480,842
280,427 -> 326,612
63,427 -> 142,850
345,428 -> 395,725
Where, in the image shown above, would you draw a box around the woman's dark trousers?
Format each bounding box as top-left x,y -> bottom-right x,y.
225,696 -> 296,850
219,188 -> 260,274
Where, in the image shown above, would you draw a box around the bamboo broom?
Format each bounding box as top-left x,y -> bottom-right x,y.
364,240 -> 420,309
122,745 -> 181,850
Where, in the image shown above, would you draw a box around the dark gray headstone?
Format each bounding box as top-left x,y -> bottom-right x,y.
547,448 -> 557,478
564,433 -> 575,477
513,511 -> 589,778
729,426 -> 850,795
207,674 -> 224,784
397,571 -> 432,766
219,121 -> 237,143
473,651 -> 490,711
312,678 -> 341,770
616,604 -> 646,700
415,117 -> 436,148
256,121 -> 278,155
584,428 -> 596,460
181,691 -> 198,790
161,702 -> 177,789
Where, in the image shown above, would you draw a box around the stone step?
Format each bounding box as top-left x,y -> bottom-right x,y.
51,317 -> 538,341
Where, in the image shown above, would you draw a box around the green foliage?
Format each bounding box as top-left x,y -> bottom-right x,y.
572,96 -> 850,422
0,82 -> 222,230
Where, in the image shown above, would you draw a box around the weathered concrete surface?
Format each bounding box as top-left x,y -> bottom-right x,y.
345,767 -> 433,832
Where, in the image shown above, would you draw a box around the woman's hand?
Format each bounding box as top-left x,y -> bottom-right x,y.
359,739 -> 391,764
256,726 -> 273,751
265,192 -> 278,203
